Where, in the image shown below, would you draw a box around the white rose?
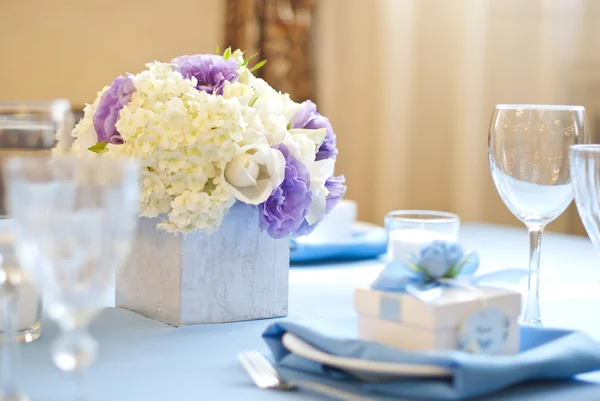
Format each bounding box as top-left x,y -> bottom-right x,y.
282,133 -> 316,166
305,158 -> 335,225
222,143 -> 285,205
289,128 -> 326,150
258,109 -> 288,145
222,81 -> 254,106
253,78 -> 276,97
239,129 -> 268,148
282,128 -> 327,165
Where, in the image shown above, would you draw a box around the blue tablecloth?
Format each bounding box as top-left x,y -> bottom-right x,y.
20,223 -> 600,401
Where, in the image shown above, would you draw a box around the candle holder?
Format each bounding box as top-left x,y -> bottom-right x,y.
385,210 -> 460,263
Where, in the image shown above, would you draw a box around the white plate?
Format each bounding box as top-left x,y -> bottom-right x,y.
281,332 -> 452,379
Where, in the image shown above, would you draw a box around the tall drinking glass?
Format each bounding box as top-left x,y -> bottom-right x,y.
570,145 -> 600,254
4,155 -> 139,401
0,100 -> 73,401
488,105 -> 588,325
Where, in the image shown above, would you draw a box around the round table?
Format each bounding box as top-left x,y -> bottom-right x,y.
19,223 -> 600,400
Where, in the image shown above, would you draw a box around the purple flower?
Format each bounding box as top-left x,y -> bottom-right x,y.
294,174 -> 347,237
93,75 -> 136,144
260,144 -> 312,239
291,100 -> 338,161
172,54 -> 238,95
324,174 -> 346,213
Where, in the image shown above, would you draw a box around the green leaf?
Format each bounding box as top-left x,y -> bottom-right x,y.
88,141 -> 108,154
242,53 -> 258,67
444,252 -> 473,279
249,59 -> 267,72
286,121 -> 291,130
406,261 -> 424,274
444,263 -> 462,279
223,47 -> 232,60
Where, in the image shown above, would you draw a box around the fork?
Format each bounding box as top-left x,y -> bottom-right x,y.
237,350 -> 374,401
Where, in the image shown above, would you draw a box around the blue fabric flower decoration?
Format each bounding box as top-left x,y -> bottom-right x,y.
371,241 -> 480,293
417,241 -> 465,278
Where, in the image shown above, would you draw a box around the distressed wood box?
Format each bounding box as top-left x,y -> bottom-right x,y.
116,203 -> 289,326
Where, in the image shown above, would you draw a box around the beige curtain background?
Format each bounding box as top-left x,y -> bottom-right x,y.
1,0 -> 599,235
224,0 -> 316,102
0,0 -> 226,109
314,0 -> 600,234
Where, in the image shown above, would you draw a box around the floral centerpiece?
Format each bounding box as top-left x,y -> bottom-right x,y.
61,48 -> 345,238
59,49 -> 346,326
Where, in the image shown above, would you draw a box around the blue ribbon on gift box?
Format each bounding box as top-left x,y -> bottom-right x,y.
371,241 -> 528,316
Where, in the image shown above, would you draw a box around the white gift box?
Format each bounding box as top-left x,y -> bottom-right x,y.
354,286 -> 521,355
117,203 -> 289,326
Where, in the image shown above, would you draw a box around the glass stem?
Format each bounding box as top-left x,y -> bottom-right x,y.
75,367 -> 87,401
524,226 -> 543,325
1,290 -> 19,398
52,322 -> 97,401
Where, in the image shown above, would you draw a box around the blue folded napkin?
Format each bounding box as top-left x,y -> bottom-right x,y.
263,321 -> 600,400
290,227 -> 387,263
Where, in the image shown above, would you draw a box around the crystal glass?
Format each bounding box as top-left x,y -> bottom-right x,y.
3,155 -> 139,400
0,100 -> 73,401
570,145 -> 600,256
488,104 -> 588,325
385,210 -> 460,263
0,100 -> 73,215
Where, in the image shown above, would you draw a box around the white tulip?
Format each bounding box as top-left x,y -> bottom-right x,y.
224,155 -> 260,187
305,158 -> 335,225
222,143 -> 286,205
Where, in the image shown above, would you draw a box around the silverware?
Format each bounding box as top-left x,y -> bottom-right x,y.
237,350 -> 374,401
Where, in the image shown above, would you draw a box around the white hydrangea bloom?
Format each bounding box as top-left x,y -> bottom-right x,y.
101,62 -> 247,234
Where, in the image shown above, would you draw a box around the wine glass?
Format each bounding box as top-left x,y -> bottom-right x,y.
0,100 -> 74,401
570,145 -> 600,255
3,155 -> 139,400
488,104 -> 588,326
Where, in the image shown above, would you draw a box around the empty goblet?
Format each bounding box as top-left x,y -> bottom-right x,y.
3,155 -> 139,400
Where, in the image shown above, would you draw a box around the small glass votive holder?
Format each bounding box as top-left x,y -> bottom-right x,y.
385,210 -> 460,263
0,219 -> 42,343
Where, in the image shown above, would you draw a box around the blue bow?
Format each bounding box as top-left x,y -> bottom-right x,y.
371,241 -> 527,303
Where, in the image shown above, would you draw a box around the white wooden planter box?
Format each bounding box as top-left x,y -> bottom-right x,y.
116,203 -> 289,326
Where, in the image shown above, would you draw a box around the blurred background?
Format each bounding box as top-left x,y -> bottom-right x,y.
1,0 -> 599,234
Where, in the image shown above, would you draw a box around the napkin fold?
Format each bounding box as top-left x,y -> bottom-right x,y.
263,321 -> 600,400
290,227 -> 387,263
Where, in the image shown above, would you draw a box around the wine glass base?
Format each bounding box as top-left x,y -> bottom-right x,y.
522,318 -> 543,327
0,322 -> 41,344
